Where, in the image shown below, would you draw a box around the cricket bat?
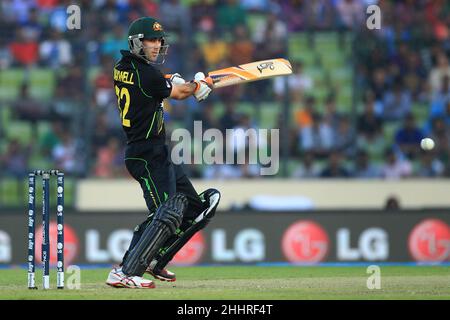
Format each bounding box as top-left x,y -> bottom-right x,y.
208,58 -> 293,88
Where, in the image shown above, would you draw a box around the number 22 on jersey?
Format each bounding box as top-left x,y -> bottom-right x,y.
115,85 -> 131,127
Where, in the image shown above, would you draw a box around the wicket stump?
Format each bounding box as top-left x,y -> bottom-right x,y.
28,170 -> 65,290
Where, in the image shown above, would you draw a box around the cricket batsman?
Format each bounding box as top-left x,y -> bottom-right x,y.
106,17 -> 221,288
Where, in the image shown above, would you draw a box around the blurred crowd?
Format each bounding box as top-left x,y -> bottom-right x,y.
0,0 -> 450,180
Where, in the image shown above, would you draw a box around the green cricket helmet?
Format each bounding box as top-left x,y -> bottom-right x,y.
127,17 -> 169,64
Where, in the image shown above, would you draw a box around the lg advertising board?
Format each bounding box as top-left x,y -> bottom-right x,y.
0,211 -> 448,266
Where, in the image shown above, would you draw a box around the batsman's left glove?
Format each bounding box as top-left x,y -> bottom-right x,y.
192,72 -> 213,102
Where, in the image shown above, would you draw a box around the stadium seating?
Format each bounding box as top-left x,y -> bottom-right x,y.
29,69 -> 55,101
0,69 -> 24,101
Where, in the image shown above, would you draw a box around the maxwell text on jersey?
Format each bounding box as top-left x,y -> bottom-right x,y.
114,68 -> 135,85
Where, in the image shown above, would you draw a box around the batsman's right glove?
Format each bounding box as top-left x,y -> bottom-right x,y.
165,73 -> 186,85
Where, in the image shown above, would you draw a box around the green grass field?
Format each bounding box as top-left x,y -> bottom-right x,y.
0,266 -> 449,300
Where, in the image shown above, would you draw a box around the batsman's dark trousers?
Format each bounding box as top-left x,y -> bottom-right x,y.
125,142 -> 205,218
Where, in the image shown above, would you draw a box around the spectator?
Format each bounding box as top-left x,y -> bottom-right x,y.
39,28 -> 73,68
382,80 -> 412,121
432,100 -> 450,126
239,152 -> 262,178
192,101 -> 219,131
334,116 -> 355,156
240,0 -> 271,12
81,21 -> 102,66
227,25 -> 255,101
22,8 -> 43,42
279,0 -> 304,32
220,100 -> 240,132
429,52 -> 450,96
227,114 -> 261,158
36,0 -> 59,10
9,28 -> 39,66
0,38 -> 13,69
127,1 -> 158,22
370,68 -> 390,108
380,149 -> 413,179
352,150 -> 380,178
159,0 -> 191,34
49,0 -> 76,32
7,0 -> 36,23
275,112 -> 299,157
91,112 -> 123,155
394,1 -> 416,27
101,24 -> 128,62
228,25 -> 254,66
300,112 -> 334,157
38,120 -> 63,162
273,61 -> 313,102
320,151 -> 351,178
294,96 -> 315,130
336,0 -> 365,29
252,12 -> 287,57
357,92 -> 383,140
191,0 -> 216,33
203,163 -> 242,179
13,83 -> 49,134
217,0 -> 247,33
98,0 -> 123,28
0,139 -> 31,177
389,43 -> 411,75
50,83 -> 77,122
203,152 -> 261,180
94,137 -> 124,178
58,65 -> 84,102
323,94 -> 342,132
356,94 -> 386,160
384,195 -> 401,211
200,31 -> 229,70
394,113 -> 424,160
429,75 -> 450,118
415,150 -> 445,177
52,131 -> 83,175
403,51 -> 427,100
292,152 -> 321,178
427,116 -> 450,164
94,56 -> 115,108
304,0 -> 335,31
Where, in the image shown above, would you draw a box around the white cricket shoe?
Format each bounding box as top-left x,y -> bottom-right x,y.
106,267 -> 155,289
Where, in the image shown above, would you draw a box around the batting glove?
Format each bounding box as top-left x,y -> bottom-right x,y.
192,72 -> 213,102
165,73 -> 186,85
